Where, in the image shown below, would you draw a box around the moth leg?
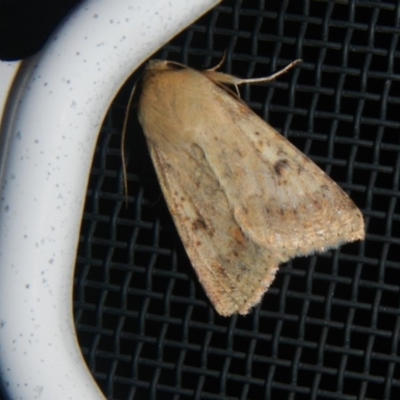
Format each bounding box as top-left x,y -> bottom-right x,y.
206,50 -> 227,72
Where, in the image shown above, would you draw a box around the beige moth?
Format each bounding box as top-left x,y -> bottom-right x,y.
131,58 -> 365,317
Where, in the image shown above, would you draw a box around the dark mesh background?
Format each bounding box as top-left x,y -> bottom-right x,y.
73,1 -> 400,399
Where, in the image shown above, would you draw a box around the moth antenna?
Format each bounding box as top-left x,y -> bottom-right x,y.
236,59 -> 302,86
121,83 -> 138,206
207,50 -> 227,71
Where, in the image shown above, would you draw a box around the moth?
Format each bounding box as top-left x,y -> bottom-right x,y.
129,58 -> 365,317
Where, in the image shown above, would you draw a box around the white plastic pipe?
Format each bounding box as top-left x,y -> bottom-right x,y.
0,0 -> 220,399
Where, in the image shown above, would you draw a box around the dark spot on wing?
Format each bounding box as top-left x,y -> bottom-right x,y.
192,218 -> 215,237
192,218 -> 207,231
274,159 -> 289,176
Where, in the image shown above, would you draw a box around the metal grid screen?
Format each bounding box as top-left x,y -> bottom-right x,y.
73,1 -> 400,399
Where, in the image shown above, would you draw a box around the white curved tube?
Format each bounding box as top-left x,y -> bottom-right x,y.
0,0 -> 220,399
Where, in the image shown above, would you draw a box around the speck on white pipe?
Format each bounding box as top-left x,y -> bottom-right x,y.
0,0 -> 221,399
